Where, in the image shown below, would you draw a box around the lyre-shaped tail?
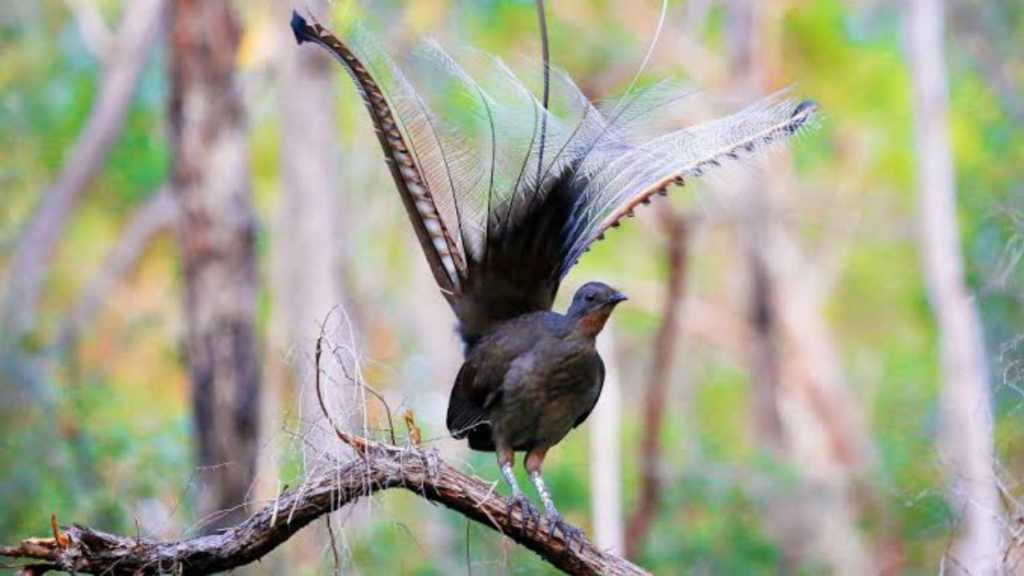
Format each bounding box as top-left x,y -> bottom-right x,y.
291,11 -> 819,347
291,12 -> 463,299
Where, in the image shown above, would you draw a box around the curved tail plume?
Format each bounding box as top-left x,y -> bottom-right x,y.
290,11 -> 817,345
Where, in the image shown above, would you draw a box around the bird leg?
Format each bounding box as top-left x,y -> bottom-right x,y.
498,447 -> 538,530
525,447 -> 584,546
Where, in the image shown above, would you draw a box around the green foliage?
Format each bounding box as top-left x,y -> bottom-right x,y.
0,374 -> 190,540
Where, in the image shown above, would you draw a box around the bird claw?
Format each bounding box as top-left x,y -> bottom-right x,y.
545,512 -> 585,550
507,494 -> 540,531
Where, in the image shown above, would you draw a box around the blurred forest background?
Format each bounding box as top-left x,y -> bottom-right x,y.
1,0 -> 1022,573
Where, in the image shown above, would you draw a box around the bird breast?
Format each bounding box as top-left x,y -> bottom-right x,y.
492,342 -> 601,449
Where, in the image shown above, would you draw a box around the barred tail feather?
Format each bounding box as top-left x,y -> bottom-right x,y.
562,96 -> 818,272
291,12 -> 463,296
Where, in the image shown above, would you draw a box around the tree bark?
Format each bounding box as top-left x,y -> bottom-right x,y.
907,0 -> 1003,571
0,437 -> 650,576
0,0 -> 165,345
169,0 -> 262,533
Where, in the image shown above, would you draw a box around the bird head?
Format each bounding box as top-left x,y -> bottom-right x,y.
567,281 -> 627,337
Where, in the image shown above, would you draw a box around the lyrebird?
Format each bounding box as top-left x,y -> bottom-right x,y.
291,2 -> 815,542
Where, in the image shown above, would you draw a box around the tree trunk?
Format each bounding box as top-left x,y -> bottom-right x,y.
745,235 -> 785,450
727,1 -> 873,573
907,0 -> 1003,571
169,0 -> 262,532
591,326 -> 624,554
625,207 -> 689,559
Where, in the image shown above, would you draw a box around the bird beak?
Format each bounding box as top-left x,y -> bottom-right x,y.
609,291 -> 628,305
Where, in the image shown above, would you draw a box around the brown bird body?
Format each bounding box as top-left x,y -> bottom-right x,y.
447,281 -> 625,533
448,283 -> 623,454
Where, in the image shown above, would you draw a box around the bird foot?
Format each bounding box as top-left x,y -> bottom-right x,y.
507,494 -> 540,531
545,512 -> 585,550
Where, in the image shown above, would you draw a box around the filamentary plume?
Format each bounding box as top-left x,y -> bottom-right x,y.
290,12 -> 816,346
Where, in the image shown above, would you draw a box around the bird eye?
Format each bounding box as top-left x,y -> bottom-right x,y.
584,294 -> 595,302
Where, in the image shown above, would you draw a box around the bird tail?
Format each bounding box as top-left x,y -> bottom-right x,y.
290,11 -> 817,346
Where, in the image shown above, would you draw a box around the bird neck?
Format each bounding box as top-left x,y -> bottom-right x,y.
571,307 -> 612,339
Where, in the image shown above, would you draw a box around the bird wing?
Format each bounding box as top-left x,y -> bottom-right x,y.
291,13 -> 817,346
573,354 -> 605,429
446,362 -> 494,439
447,315 -> 547,439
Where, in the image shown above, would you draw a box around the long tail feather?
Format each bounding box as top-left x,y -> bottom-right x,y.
292,10 -> 819,345
291,12 -> 463,296
535,0 -> 551,188
562,96 -> 818,272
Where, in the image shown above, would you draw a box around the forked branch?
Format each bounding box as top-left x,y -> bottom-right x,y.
0,435 -> 649,576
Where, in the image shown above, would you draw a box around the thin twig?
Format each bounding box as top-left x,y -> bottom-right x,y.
325,513 -> 341,572
318,313 -> 397,444
0,0 -> 166,344
314,334 -> 368,454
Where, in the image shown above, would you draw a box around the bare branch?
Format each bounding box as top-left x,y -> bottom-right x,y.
0,0 -> 165,343
0,438 -> 650,576
63,0 -> 113,58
